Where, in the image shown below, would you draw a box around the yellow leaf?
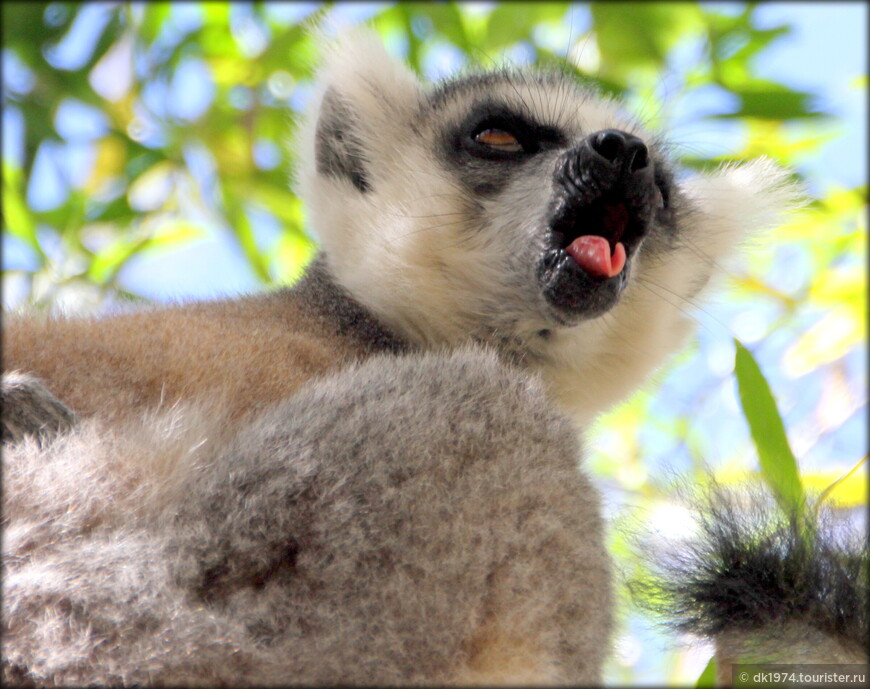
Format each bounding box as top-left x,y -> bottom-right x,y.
274,232 -> 315,283
150,219 -> 205,246
807,263 -> 866,311
783,307 -> 864,377
86,136 -> 126,194
806,461 -> 868,508
210,57 -> 245,84
2,163 -> 36,245
213,127 -> 251,171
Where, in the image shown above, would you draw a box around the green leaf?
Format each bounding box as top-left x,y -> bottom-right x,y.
223,188 -> 272,284
259,19 -> 321,79
90,194 -> 134,224
140,2 -> 172,44
402,2 -> 473,55
87,221 -> 203,284
2,3 -> 70,61
87,237 -> 145,284
592,3 -> 703,76
2,163 -> 39,250
695,657 -> 717,688
713,84 -> 823,121
485,2 -> 569,51
83,8 -> 125,74
251,184 -> 303,227
733,338 -> 804,514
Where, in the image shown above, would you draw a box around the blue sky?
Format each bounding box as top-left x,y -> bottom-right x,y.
753,2 -> 867,189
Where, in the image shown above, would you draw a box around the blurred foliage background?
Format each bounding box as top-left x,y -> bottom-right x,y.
2,2 -> 866,685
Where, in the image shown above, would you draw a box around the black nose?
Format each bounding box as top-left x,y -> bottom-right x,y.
588,129 -> 649,173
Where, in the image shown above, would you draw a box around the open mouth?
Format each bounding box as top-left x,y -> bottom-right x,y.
552,197 -> 636,279
536,129 -> 662,324
538,187 -> 656,323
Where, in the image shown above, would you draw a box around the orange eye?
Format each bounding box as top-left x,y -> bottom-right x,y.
474,128 -> 522,152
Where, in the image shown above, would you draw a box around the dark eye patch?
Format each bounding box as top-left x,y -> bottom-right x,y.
438,101 -> 568,197
454,102 -> 566,161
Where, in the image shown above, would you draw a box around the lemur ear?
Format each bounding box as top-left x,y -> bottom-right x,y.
306,27 -> 422,193
681,157 -> 806,257
315,87 -> 372,192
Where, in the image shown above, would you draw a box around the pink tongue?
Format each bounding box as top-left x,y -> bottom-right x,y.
566,236 -> 626,278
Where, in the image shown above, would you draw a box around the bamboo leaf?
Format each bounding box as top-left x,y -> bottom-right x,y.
695,657 -> 717,688
733,338 -> 804,513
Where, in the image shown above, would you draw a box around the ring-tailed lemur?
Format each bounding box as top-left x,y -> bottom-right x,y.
5,27 -> 858,687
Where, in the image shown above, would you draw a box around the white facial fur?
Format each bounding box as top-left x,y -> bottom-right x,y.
295,28 -> 802,426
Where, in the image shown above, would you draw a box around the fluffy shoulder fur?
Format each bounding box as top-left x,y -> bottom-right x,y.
4,348 -> 611,685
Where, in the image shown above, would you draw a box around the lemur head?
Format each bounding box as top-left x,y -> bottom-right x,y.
296,28 -> 800,424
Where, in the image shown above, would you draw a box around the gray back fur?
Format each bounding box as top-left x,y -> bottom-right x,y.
4,348 -> 610,685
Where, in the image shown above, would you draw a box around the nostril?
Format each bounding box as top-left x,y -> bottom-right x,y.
628,143 -> 649,173
591,130 -> 626,164
588,129 -> 650,173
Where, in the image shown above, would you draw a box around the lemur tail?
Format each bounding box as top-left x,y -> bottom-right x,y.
632,481 -> 869,682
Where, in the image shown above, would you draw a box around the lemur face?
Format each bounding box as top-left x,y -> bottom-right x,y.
297,29 -> 798,421
430,73 -> 679,326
